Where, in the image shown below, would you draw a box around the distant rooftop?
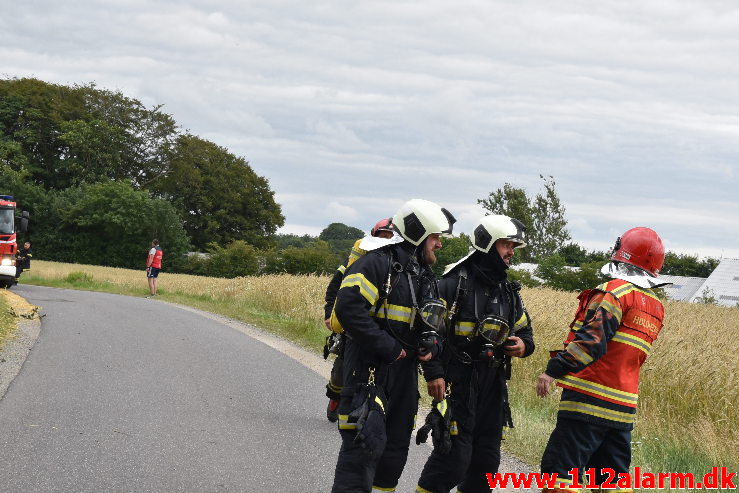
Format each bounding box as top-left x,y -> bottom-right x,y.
688,257 -> 739,307
659,275 -> 706,302
512,258 -> 739,307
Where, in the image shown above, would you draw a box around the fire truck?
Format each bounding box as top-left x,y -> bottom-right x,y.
0,195 -> 29,288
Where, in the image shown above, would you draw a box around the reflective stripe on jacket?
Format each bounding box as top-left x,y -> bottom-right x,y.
548,278 -> 664,429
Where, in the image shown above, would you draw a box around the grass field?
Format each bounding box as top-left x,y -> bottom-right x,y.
19,260 -> 739,487
0,291 -> 15,349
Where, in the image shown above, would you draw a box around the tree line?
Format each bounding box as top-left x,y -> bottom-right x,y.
1,78 -> 718,287
1,77 -> 283,269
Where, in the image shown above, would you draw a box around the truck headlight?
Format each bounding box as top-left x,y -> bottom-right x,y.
1,258 -> 13,266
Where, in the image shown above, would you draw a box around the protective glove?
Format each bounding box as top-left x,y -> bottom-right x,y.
323,334 -> 332,360
416,398 -> 452,454
348,384 -> 387,460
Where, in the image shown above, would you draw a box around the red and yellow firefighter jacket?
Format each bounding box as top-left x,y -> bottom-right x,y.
545,278 -> 664,430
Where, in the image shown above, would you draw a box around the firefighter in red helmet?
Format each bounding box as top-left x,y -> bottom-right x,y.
536,227 -> 671,492
323,218 -> 395,422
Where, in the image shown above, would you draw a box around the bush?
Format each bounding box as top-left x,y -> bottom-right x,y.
508,268 -> 542,288
204,241 -> 260,278
65,272 -> 94,284
266,240 -> 339,275
535,255 -> 607,292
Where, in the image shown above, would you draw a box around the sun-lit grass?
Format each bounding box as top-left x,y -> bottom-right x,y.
20,260 -> 738,484
0,291 -> 15,349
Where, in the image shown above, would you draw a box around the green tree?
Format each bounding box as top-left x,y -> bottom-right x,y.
31,182 -> 190,269
201,240 -> 260,278
534,255 -> 607,292
662,252 -> 719,277
434,233 -> 472,276
478,175 -> 571,262
274,233 -> 316,250
150,134 -> 284,250
507,268 -> 542,288
0,78 -> 177,189
319,222 -> 365,255
265,240 -> 339,275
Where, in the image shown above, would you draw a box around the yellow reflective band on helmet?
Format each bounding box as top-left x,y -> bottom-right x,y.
416,485 -> 433,493
375,395 -> 385,413
455,321 -> 475,336
612,331 -> 652,355
340,273 -> 379,305
558,375 -> 639,405
370,303 -> 413,323
372,486 -> 396,492
338,414 -> 357,430
559,400 -> 636,424
566,342 -> 594,365
450,420 -> 458,436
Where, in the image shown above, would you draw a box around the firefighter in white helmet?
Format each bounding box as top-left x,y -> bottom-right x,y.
415,215 -> 535,493
331,199 -> 455,493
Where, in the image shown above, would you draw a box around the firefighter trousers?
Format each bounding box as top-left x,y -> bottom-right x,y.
331,357 -> 419,493
417,363 -> 506,493
540,416 -> 632,492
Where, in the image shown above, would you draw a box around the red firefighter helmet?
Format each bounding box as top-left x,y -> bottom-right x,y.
371,218 -> 393,237
610,227 -> 665,276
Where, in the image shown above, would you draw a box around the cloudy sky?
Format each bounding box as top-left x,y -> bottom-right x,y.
3,1 -> 739,258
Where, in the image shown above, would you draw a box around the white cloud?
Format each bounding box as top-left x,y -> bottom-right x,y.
3,0 -> 739,258
324,201 -> 360,223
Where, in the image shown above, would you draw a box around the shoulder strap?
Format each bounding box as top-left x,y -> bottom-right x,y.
447,266 -> 468,328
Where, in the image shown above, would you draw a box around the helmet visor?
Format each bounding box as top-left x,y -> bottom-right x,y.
476,315 -> 510,346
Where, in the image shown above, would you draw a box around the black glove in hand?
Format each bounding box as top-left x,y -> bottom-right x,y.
349,384 -> 387,460
416,398 -> 452,454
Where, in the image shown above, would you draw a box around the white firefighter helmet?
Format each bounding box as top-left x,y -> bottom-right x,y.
471,215 -> 527,253
442,214 -> 526,275
392,199 -> 456,246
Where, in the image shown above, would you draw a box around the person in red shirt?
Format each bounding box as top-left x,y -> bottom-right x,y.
146,239 -> 163,297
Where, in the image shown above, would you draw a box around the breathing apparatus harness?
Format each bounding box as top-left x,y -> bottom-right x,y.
446,264 -> 524,371
372,245 -> 446,357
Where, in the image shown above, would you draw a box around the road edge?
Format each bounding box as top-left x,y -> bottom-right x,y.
0,290 -> 42,401
162,300 -> 537,487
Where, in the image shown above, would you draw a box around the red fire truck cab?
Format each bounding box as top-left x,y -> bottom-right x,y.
0,195 -> 29,288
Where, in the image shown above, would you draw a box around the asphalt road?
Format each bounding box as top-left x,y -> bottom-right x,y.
0,285 -> 435,493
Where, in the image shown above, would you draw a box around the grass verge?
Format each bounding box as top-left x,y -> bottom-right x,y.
0,291 -> 15,349
18,261 -> 739,488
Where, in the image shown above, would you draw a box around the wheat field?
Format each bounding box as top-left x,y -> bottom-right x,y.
23,260 -> 739,477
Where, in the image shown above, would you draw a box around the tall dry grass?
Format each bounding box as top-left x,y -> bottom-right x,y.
508,286 -> 739,477
24,260 -> 739,478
